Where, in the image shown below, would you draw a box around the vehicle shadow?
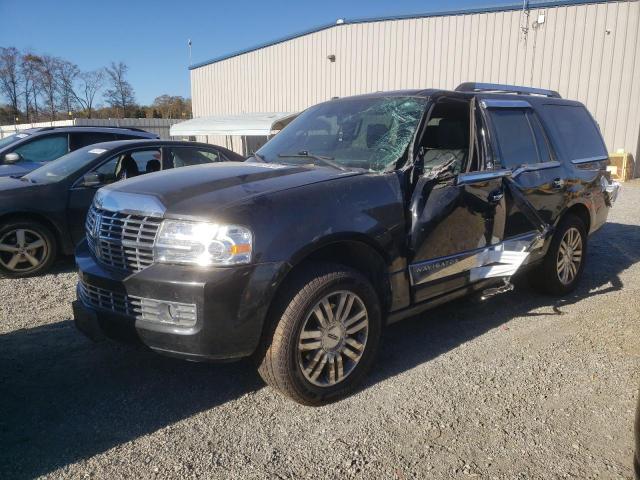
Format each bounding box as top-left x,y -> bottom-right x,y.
0,324 -> 261,479
50,255 -> 77,275
0,222 -> 638,478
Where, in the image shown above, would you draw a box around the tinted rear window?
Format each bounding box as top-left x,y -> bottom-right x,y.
542,105 -> 607,161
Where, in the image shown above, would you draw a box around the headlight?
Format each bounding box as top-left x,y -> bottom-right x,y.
154,220 -> 252,266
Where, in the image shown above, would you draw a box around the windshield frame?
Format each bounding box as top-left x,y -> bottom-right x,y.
255,95 -> 429,173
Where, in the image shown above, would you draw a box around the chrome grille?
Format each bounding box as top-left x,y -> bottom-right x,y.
86,205 -> 162,273
78,280 -> 197,326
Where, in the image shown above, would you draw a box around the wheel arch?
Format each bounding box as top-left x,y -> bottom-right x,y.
260,234 -> 393,339
558,200 -> 592,234
0,211 -> 68,254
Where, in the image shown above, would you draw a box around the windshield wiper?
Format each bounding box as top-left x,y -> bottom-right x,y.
278,151 -> 347,171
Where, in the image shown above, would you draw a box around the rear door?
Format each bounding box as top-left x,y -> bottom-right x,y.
163,145 -> 226,169
482,99 -> 566,239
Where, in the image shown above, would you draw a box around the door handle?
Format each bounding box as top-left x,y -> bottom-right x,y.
488,190 -> 504,203
552,178 -> 565,189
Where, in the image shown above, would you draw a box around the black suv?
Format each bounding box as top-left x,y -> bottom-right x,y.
73,83 -> 619,405
0,126 -> 158,177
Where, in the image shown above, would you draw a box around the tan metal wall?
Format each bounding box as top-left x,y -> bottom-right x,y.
191,1 -> 640,166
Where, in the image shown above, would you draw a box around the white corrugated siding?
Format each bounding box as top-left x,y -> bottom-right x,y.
191,1 -> 640,167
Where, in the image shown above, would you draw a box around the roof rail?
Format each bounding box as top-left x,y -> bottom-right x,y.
455,82 -> 561,98
31,125 -> 151,132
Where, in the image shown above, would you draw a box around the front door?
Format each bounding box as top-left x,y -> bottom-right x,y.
408,97 -> 508,303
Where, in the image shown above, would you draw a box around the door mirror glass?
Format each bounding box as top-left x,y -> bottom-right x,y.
82,172 -> 102,187
3,152 -> 21,164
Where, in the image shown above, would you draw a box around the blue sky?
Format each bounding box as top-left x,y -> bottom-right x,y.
1,0 -> 555,105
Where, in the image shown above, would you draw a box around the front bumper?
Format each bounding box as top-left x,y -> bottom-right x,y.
74,239 -> 285,361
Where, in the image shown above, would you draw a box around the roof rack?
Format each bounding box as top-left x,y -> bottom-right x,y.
455,82 -> 561,98
35,125 -> 150,133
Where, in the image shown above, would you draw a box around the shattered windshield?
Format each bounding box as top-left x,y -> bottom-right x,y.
255,96 -> 428,172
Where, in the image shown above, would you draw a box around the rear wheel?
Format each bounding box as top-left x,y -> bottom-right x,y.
256,263 -> 381,405
0,221 -> 57,278
529,214 -> 586,295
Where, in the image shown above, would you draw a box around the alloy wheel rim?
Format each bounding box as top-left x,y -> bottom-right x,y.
297,290 -> 369,387
0,229 -> 48,273
556,227 -> 582,285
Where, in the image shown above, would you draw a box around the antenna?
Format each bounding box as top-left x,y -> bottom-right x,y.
520,0 -> 530,41
188,39 -> 192,65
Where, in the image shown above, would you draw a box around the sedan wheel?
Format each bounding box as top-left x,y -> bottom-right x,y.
0,222 -> 57,277
0,229 -> 48,273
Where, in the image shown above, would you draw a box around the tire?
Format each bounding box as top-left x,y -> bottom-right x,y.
0,220 -> 57,278
529,213 -> 587,295
256,263 -> 382,406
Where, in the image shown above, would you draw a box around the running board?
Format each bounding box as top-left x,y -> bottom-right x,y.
480,279 -> 515,300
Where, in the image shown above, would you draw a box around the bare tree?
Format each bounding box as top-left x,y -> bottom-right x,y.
0,47 -> 21,121
21,53 -> 42,122
104,61 -> 135,117
57,59 -> 79,116
73,70 -> 104,118
32,55 -> 61,121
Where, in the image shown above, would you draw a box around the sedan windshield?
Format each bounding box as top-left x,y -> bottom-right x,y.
0,133 -> 29,149
23,145 -> 107,184
255,96 -> 428,172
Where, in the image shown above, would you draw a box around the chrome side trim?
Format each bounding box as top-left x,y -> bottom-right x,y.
570,156 -> 608,165
409,232 -> 541,286
480,99 -> 532,109
457,168 -> 512,185
511,161 -> 561,177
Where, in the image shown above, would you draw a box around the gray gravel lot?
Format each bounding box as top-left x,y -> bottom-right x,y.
1,182 -> 639,479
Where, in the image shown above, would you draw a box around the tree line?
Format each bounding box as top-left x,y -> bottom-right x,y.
0,47 -> 191,124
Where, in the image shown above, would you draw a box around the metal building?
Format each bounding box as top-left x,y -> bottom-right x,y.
189,0 -> 640,171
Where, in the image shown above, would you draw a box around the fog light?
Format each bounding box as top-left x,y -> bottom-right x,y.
134,297 -> 197,327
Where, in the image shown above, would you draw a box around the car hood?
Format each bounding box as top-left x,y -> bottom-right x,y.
102,162 -> 362,219
0,163 -> 34,178
0,176 -> 39,193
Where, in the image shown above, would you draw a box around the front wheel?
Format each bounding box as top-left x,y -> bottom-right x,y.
256,264 -> 382,405
529,213 -> 587,295
0,220 -> 57,278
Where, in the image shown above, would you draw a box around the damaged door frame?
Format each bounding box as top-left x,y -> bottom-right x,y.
404,93 -> 553,309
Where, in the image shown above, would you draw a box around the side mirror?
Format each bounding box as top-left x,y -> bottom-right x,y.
82,172 -> 102,187
3,152 -> 21,164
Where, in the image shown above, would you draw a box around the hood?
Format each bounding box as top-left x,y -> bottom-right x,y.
0,176 -> 38,193
104,161 -> 361,219
0,163 -> 33,178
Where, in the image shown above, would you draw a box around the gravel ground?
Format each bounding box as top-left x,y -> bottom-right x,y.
1,182 -> 639,480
